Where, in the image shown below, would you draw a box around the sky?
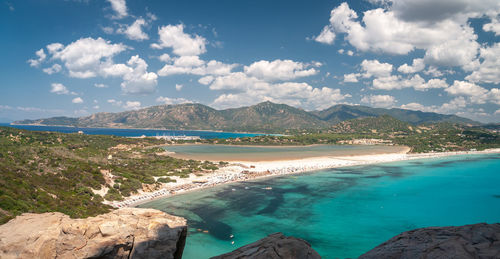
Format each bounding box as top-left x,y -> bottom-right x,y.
1,0 -> 500,123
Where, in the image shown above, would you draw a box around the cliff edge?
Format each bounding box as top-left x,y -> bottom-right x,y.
0,208 -> 187,259
211,232 -> 321,259
359,223 -> 500,259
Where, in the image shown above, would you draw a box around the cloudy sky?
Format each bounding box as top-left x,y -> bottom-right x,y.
1,0 -> 500,122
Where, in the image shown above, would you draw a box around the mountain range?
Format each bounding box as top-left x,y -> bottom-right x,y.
13,101 -> 478,133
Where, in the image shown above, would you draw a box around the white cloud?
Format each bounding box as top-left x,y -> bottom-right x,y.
314,26 -> 336,44
151,24 -> 207,56
445,80 -> 488,97
72,97 -> 84,104
94,83 -> 108,88
117,18 -> 149,41
156,96 -> 192,105
42,64 -> 62,75
107,0 -> 127,19
158,53 -> 172,62
417,78 -> 449,91
107,99 -> 122,106
243,59 -> 319,81
483,16 -> 500,36
49,37 -> 128,78
175,84 -> 183,91
198,75 -> 214,85
120,55 -> 158,94
495,109 -> 500,115
361,59 -> 393,78
361,94 -> 396,108
123,101 -> 141,110
28,49 -> 46,67
343,73 -> 360,83
314,1 -> 493,69
465,43 -> 500,84
209,72 -> 350,110
346,50 -> 354,56
397,58 -> 425,74
93,105 -> 100,109
372,75 -> 401,90
50,83 -> 69,95
157,57 -> 236,77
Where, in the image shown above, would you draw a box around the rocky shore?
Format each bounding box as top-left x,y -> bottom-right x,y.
0,208 -> 187,259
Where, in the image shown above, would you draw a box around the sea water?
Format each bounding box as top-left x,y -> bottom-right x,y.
139,154 -> 500,258
0,123 -> 261,139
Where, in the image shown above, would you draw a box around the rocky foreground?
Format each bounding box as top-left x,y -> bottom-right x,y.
212,232 -> 321,259
360,223 -> 500,259
0,208 -> 187,259
0,209 -> 498,259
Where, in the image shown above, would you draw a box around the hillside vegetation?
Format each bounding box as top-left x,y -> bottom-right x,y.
199,116 -> 500,153
0,126 -> 221,224
15,101 -> 478,133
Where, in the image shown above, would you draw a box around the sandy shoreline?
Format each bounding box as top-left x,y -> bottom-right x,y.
106,148 -> 500,208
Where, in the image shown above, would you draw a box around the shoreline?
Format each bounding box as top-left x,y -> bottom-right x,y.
106,148 -> 500,208
5,123 -> 270,135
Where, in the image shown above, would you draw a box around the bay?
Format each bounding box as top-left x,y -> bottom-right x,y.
139,153 -> 500,258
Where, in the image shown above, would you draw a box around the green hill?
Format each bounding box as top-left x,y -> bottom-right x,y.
14,102 -> 479,133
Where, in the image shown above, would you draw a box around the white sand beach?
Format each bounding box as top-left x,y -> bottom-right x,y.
106,147 -> 500,208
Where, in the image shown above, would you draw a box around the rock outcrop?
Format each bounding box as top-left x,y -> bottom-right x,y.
0,208 -> 187,259
211,232 -> 321,259
359,223 -> 500,259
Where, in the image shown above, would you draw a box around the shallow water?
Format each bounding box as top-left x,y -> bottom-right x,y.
139,154 -> 500,258
163,144 -> 406,161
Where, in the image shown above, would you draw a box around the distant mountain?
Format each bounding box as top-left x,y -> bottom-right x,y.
313,104 -> 477,125
14,101 -> 479,132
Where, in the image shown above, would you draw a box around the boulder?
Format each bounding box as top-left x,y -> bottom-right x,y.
211,232 -> 321,259
359,223 -> 500,259
0,208 -> 187,259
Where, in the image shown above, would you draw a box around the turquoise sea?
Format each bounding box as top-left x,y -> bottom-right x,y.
139,153 -> 500,258
0,123 -> 261,139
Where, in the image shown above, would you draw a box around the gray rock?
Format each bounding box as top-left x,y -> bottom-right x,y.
359,223 -> 500,259
211,232 -> 321,259
0,208 -> 187,259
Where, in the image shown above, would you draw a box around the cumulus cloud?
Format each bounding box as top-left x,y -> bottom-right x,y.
28,49 -> 46,67
209,72 -> 350,110
343,73 -> 360,83
157,56 -> 236,77
107,0 -> 127,19
465,43 -> 500,84
243,59 -> 319,81
361,59 -> 393,78
314,25 -> 336,44
123,101 -> 141,110
117,18 -> 149,41
397,58 -> 425,74
48,37 -> 128,78
120,55 -> 158,94
72,97 -> 84,104
175,84 -> 183,91
313,1 -> 496,69
50,83 -> 70,95
156,96 -> 192,105
151,24 -> 207,56
361,94 -> 396,108
42,64 -> 62,75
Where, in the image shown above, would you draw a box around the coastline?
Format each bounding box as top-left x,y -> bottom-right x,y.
106,148 -> 500,208
6,123 -> 270,135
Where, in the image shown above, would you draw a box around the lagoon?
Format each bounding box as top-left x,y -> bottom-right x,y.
163,144 -> 407,161
139,153 -> 500,258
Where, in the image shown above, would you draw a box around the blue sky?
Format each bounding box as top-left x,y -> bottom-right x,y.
1,0 -> 500,123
